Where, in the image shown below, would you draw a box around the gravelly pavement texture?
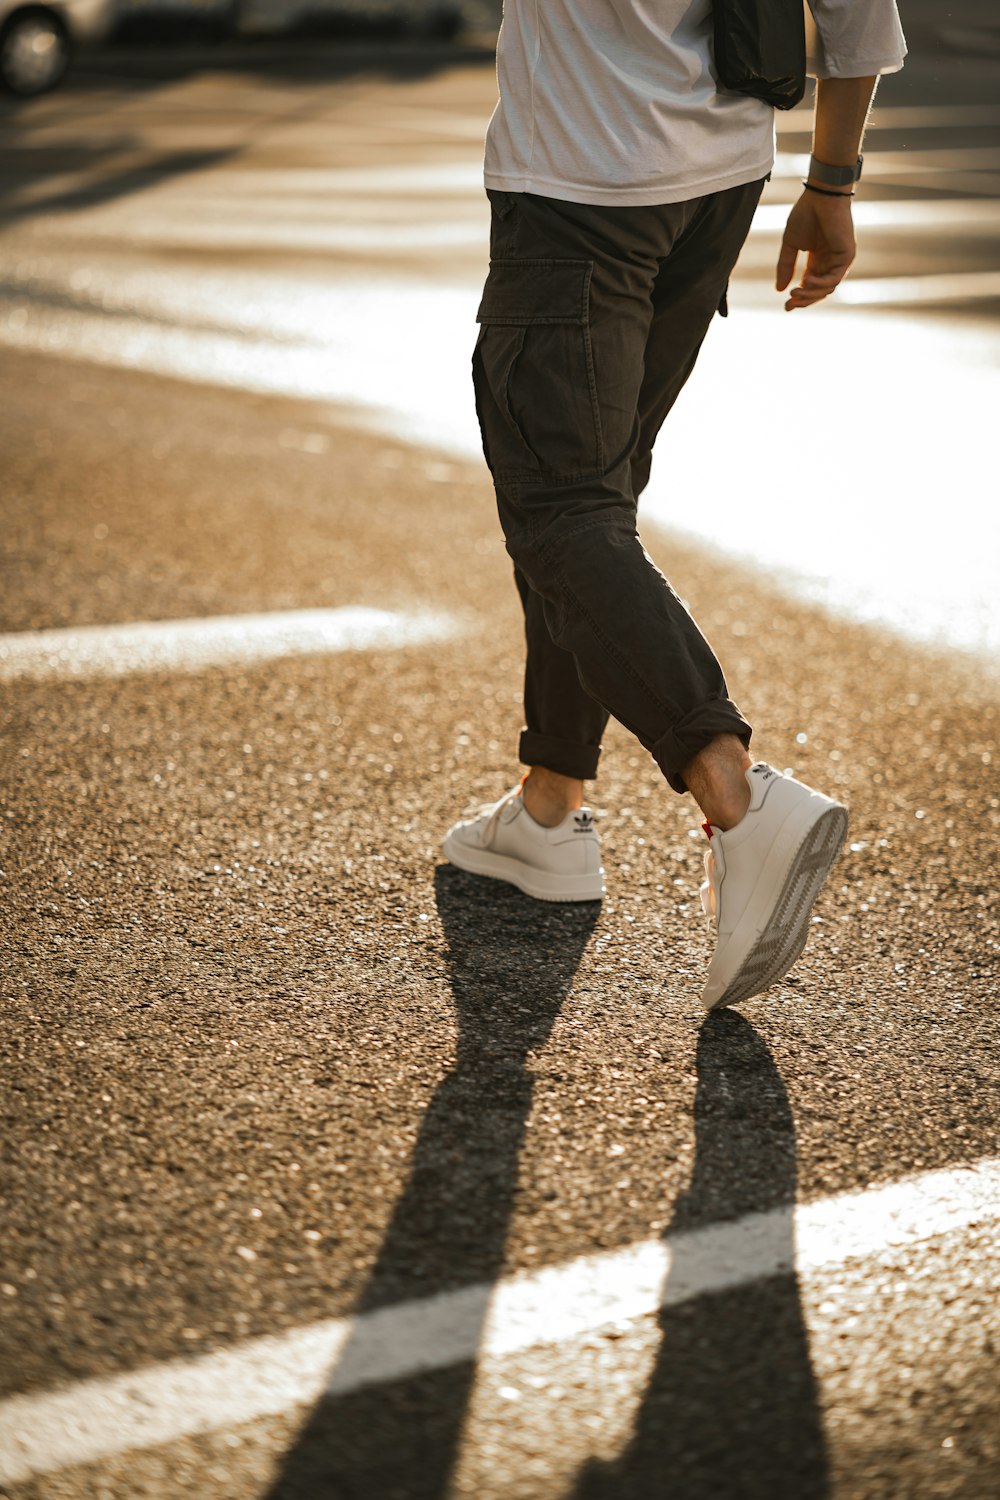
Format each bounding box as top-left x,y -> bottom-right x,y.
0,5 -> 995,1494
1,344 -> 998,1500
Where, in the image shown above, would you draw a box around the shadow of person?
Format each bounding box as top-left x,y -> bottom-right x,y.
264,863 -> 600,1500
574,1009 -> 829,1500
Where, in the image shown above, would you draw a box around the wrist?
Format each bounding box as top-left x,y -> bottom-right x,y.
808,153 -> 863,188
802,180 -> 855,200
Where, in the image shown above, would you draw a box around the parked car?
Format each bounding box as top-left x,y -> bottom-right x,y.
109,1 -> 487,44
0,0 -> 498,96
235,1 -> 495,38
0,0 -> 114,94
110,0 -> 241,44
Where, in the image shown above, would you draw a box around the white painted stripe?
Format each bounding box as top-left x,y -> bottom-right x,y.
0,608 -> 459,683
377,110 -> 497,140
3,218 -> 488,254
43,142 -> 1000,206
775,104 -> 1000,133
294,162 -> 484,192
148,220 -> 489,252
835,271 -> 1000,306
6,198 -> 998,256
751,197 -> 1000,234
0,1156 -> 997,1483
774,147 -> 1000,177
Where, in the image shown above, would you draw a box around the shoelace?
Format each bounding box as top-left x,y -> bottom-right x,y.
467,784 -> 524,849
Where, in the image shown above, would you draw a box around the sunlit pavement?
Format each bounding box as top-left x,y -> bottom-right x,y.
1,9 -> 1000,1498
1,21 -> 998,654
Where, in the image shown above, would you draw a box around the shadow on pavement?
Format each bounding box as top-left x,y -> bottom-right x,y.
264,927 -> 827,1498
0,39 -> 495,218
0,148 -> 240,224
263,863 -> 600,1500
574,1010 -> 829,1500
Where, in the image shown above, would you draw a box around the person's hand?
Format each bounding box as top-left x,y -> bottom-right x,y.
776,191 -> 857,311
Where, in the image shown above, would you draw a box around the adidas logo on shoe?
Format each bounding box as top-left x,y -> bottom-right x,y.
750,765 -> 777,782
573,811 -> 595,833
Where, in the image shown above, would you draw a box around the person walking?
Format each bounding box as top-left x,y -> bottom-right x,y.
444,0 -> 906,1010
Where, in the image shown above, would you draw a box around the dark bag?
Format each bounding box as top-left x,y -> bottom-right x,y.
713,0 -> 807,111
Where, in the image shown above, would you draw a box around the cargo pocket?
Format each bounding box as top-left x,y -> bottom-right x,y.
473,258 -> 604,482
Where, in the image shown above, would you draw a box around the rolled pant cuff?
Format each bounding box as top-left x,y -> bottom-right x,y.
652,699 -> 753,794
519,729 -> 603,782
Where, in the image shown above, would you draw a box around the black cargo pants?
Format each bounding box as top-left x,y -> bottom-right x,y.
472,179 -> 765,792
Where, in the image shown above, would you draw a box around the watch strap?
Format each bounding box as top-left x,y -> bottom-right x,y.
808,154 -> 863,186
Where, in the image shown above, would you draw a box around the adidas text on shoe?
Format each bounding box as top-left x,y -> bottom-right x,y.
443,784 -> 604,902
700,762 -> 848,1010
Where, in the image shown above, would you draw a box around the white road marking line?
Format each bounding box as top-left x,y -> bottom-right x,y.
836,270 -> 1000,305
775,104 -> 1000,132
751,197 -> 1000,234
0,608 -> 460,683
1,1156 -> 998,1484
357,110 -> 495,140
5,194 -> 995,259
774,147 -> 1000,177
153,221 -> 490,252
186,162 -> 487,194
4,218 -> 489,253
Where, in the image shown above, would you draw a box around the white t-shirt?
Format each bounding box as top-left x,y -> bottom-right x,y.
484,0 -> 907,207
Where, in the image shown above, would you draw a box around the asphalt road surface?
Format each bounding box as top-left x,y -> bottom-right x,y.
1,8 -> 999,1498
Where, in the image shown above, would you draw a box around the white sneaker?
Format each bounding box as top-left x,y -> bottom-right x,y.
442,784 -> 604,902
700,763 -> 848,1010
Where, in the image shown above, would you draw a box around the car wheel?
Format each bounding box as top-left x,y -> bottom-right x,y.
0,8 -> 72,96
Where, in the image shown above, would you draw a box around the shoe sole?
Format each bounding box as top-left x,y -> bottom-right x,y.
704,802 -> 848,1010
442,831 -> 604,903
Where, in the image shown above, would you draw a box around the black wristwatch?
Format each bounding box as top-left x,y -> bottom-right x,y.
808,154 -> 864,187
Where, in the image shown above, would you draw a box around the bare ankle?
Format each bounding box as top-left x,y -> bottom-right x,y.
682,735 -> 752,831
521,766 -> 585,828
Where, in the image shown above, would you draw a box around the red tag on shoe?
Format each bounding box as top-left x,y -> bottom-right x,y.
701,820 -> 714,840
